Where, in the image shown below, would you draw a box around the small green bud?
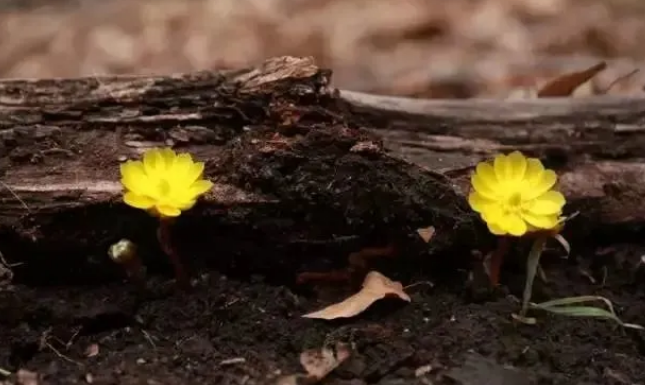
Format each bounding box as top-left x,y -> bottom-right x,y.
108,239 -> 138,265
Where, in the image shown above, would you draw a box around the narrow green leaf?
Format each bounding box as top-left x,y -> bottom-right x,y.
533,295 -> 615,313
511,313 -> 537,325
536,305 -> 617,319
520,236 -> 547,317
552,233 -> 571,255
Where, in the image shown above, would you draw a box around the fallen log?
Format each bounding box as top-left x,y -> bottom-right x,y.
0,56 -> 643,286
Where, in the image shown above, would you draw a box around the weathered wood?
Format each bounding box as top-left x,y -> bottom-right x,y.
1,56 -> 643,285
343,90 -> 645,228
0,56 -> 477,285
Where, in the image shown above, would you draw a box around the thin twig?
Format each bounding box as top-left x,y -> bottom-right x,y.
0,250 -> 15,286
599,68 -> 640,94
0,181 -> 30,213
65,327 -> 82,350
44,341 -> 82,366
403,281 -> 434,290
0,250 -> 21,268
141,329 -> 157,350
39,329 -> 82,367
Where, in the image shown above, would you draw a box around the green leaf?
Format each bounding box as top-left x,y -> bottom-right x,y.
536,305 -> 616,318
519,236 -> 547,317
552,233 -> 570,255
530,296 -> 644,330
533,295 -> 614,310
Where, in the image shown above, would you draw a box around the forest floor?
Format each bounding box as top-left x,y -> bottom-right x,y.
2,0 -> 645,384
1,241 -> 645,384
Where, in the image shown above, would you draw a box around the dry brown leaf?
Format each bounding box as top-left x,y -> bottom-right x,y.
85,343 -> 99,358
537,61 -> 607,97
300,343 -> 351,380
274,343 -> 352,385
16,369 -> 39,385
416,226 -> 435,243
302,271 -> 411,320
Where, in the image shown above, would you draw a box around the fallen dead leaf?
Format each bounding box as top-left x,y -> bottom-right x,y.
300,342 -> 351,380
302,271 -> 411,320
416,226 -> 435,243
85,343 -> 99,358
274,343 -> 352,385
537,61 -> 607,97
16,369 -> 39,385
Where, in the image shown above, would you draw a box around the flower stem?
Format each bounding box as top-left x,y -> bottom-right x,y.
520,235 -> 548,317
157,218 -> 189,289
488,237 -> 511,286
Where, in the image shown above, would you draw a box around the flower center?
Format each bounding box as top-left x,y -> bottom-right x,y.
503,192 -> 524,214
157,179 -> 171,196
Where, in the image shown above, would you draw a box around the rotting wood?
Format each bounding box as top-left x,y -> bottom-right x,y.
341,90 -> 645,226
0,56 -> 643,285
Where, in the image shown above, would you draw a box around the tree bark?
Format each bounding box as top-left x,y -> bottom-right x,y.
342,90 -> 645,228
1,56 -> 643,285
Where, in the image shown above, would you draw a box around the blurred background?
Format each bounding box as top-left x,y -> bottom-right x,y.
2,0 -> 645,98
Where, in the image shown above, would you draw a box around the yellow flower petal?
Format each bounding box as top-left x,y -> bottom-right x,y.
175,198 -> 197,210
524,158 -> 545,184
156,205 -> 182,217
468,191 -> 494,213
160,148 -> 177,168
189,179 -> 213,197
527,191 -> 565,215
187,162 -> 205,184
481,206 -> 503,226
143,148 -> 165,176
476,162 -> 497,185
487,221 -> 507,235
503,213 -> 527,236
123,192 -> 155,209
120,161 -> 147,192
170,153 -> 194,183
472,175 -> 497,200
507,151 -> 527,181
524,169 -> 557,200
521,212 -> 560,229
493,153 -> 512,181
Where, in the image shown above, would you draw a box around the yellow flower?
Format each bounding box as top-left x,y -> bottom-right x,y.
119,148 -> 213,218
468,151 -> 566,237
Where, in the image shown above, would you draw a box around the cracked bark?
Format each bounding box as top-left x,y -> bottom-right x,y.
1,56 -> 643,285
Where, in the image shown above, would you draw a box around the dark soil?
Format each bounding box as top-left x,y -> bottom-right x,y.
1,241 -> 645,385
